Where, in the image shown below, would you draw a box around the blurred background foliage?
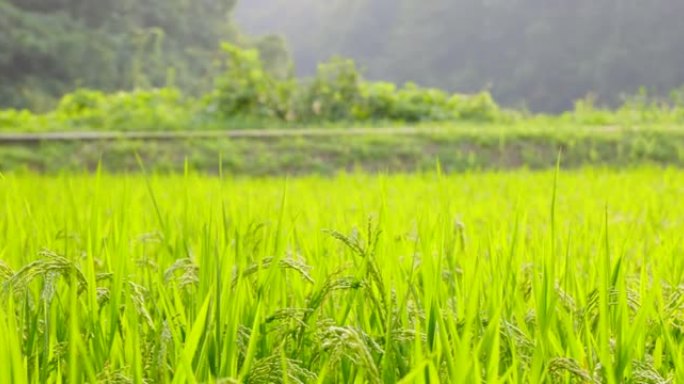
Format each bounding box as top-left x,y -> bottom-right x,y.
5,41 -> 684,132
0,43 -> 513,131
3,0 -> 684,130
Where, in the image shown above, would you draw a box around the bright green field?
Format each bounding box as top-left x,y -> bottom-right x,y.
1,169 -> 683,383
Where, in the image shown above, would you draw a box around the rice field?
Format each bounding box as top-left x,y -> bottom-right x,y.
1,168 -> 683,383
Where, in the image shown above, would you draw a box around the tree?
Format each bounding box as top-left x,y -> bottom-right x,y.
0,0 -> 289,110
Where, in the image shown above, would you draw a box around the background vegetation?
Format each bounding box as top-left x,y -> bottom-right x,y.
0,42 -> 510,130
4,0 -> 684,175
4,43 -> 684,133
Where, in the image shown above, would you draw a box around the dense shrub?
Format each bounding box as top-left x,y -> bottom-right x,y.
298,58 -> 364,122
59,88 -> 192,131
212,44 -> 506,125
561,89 -> 684,126
5,44 -> 684,132
0,109 -> 43,132
0,88 -> 194,132
212,43 -> 293,121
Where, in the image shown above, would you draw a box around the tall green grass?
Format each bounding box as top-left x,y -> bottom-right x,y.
0,169 -> 682,382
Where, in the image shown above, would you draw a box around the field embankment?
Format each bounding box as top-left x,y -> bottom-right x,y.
1,125 -> 684,174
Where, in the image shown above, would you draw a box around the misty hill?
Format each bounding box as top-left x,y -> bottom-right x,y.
235,0 -> 684,112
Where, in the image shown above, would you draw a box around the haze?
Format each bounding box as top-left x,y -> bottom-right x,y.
236,0 -> 684,111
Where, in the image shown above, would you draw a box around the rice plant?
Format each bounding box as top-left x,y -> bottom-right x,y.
0,168 -> 683,383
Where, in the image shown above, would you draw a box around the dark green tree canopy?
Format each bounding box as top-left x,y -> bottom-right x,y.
0,0 -> 288,110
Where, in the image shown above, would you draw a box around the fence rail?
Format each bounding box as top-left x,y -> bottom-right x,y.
0,127 -> 454,143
